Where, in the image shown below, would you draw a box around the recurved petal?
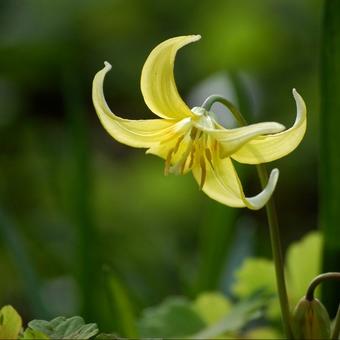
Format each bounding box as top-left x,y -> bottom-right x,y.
192,153 -> 279,210
141,35 -> 201,119
93,62 -> 176,148
231,89 -> 307,164
202,121 -> 285,157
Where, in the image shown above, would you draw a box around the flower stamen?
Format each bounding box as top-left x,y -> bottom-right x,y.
199,156 -> 206,190
205,148 -> 214,169
164,148 -> 174,175
189,145 -> 196,168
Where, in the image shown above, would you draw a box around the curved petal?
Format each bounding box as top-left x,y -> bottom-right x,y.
93,62 -> 176,148
231,89 -> 307,164
192,152 -> 279,210
202,121 -> 285,157
141,35 -> 201,119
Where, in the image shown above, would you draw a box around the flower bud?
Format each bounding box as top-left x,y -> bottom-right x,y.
292,297 -> 331,339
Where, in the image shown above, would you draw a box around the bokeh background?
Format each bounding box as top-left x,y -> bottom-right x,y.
0,0 -> 322,332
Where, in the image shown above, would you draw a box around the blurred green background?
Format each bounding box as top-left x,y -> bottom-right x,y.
0,0 -> 323,332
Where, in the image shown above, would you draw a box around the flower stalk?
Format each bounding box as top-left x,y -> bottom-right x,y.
305,272 -> 340,301
202,95 -> 293,338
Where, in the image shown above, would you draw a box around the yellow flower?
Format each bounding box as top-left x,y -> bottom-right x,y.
92,35 -> 306,210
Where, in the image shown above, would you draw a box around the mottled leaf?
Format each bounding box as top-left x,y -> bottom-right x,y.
21,328 -> 49,339
27,316 -> 98,339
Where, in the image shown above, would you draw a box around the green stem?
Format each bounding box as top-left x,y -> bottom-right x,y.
305,272 -> 340,301
332,304 -> 340,340
202,95 -> 293,339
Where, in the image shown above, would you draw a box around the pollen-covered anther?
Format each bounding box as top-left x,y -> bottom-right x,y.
173,135 -> 185,153
188,145 -> 196,168
205,148 -> 214,169
164,148 -> 174,175
199,156 -> 206,190
190,127 -> 198,140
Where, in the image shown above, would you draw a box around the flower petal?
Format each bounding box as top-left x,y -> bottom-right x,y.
192,151 -> 279,210
202,121 -> 285,157
231,89 -> 307,164
141,35 -> 201,119
93,62 -> 176,148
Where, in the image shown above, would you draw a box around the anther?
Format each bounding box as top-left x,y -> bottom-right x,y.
190,127 -> 198,140
189,146 -> 196,168
205,148 -> 214,169
199,156 -> 206,190
173,135 -> 185,154
164,148 -> 174,175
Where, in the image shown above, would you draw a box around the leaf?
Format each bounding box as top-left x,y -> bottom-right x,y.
192,292 -> 231,325
189,292 -> 270,339
231,232 -> 323,320
231,258 -> 276,299
26,316 -> 98,339
0,305 -> 22,339
138,297 -> 205,338
21,328 -> 49,339
286,231 -> 322,307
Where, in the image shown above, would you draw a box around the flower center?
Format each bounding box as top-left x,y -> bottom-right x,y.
164,107 -> 219,189
191,106 -> 216,129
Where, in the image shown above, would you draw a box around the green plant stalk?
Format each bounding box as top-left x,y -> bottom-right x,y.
202,96 -> 293,338
305,272 -> 340,301
320,0 -> 340,315
256,165 -> 293,339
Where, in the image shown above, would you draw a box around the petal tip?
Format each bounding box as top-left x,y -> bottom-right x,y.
103,61 -> 112,71
192,34 -> 202,41
270,168 -> 280,183
292,88 -> 302,101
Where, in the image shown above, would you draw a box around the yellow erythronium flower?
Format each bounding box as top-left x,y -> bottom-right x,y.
92,35 -> 306,210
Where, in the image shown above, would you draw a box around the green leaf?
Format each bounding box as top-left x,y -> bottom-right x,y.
231,258 -> 276,299
0,305 -> 22,339
190,292 -> 270,339
21,328 -> 49,339
138,297 -> 205,338
286,231 -> 322,307
26,316 -> 98,339
192,292 -> 231,325
231,232 -> 323,320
